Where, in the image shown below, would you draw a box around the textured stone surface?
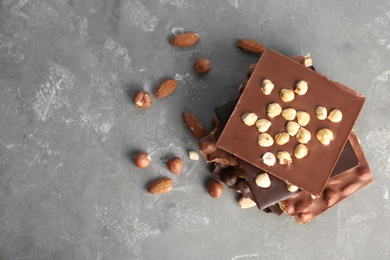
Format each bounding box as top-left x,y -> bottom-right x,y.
0,0 -> 389,259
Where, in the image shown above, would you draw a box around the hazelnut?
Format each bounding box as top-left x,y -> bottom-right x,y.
261,152 -> 276,166
303,53 -> 312,67
236,179 -> 251,196
328,108 -> 342,123
198,136 -> 217,154
238,196 -> 257,209
316,128 -> 333,145
276,151 -> 292,165
242,112 -> 258,126
296,127 -> 311,144
294,144 -> 308,159
294,80 -> 308,95
261,79 -> 274,95
315,106 -> 327,120
282,108 -> 296,121
134,91 -> 152,109
286,121 -> 300,136
258,133 -> 274,147
275,132 -> 290,145
280,88 -> 295,102
220,167 -> 238,187
208,179 -> 224,198
188,151 -> 200,161
255,118 -> 271,133
296,111 -> 310,126
255,172 -> 271,188
194,58 -> 212,74
167,157 -> 183,174
134,152 -> 152,168
266,103 -> 282,118
286,182 -> 299,192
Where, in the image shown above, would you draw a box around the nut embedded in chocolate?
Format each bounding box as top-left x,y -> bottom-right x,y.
282,108 -> 297,121
315,106 -> 327,120
255,118 -> 271,133
220,166 -> 238,187
261,79 -> 274,95
199,136 -> 217,154
236,179 -> 251,196
280,88 -> 295,103
255,172 -> 271,188
328,108 -> 343,123
294,80 -> 308,95
316,128 -> 333,145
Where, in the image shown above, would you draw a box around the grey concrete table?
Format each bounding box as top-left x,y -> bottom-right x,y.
1,0 -> 389,259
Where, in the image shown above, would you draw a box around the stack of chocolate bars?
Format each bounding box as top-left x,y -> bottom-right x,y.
198,49 -> 373,224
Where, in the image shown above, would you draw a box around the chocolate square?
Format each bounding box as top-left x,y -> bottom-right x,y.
216,49 -> 365,196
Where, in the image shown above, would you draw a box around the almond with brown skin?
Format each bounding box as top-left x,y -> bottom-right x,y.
236,39 -> 265,54
154,79 -> 178,99
183,110 -> 207,139
169,32 -> 200,47
147,178 -> 173,194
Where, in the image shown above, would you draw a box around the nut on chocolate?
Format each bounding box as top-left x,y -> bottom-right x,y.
328,108 -> 343,122
261,79 -> 274,95
286,121 -> 300,136
255,118 -> 271,132
315,106 -> 327,120
255,172 -> 271,188
262,152 -> 276,166
242,112 -> 258,126
296,127 -> 311,144
266,103 -> 282,118
316,128 -> 334,145
282,108 -> 296,121
296,111 -> 310,126
275,132 -> 290,145
276,151 -> 292,165
294,144 -> 308,159
258,133 -> 274,147
294,80 -> 308,95
280,88 -> 295,102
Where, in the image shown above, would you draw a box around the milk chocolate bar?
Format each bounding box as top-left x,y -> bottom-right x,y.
280,130 -> 372,223
217,49 -> 366,196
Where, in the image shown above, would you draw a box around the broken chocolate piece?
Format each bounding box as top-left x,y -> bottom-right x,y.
280,131 -> 372,224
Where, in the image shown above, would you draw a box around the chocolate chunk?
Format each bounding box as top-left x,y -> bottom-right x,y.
219,166 -> 238,187
280,131 -> 372,224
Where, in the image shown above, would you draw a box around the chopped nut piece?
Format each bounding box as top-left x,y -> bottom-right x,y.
188,151 -> 200,161
255,172 -> 271,188
275,132 -> 290,145
276,151 -> 292,165
266,103 -> 282,118
280,88 -> 295,102
328,108 -> 343,123
315,106 -> 327,120
296,111 -> 310,126
286,121 -> 300,136
294,80 -> 308,95
286,182 -> 299,192
294,144 -> 308,159
316,128 -> 334,145
296,127 -> 311,144
262,152 -> 276,166
238,196 -> 257,209
303,53 -> 312,67
282,108 -> 297,121
261,79 -> 274,95
241,112 -> 258,126
311,194 -> 318,199
258,133 -> 274,147
255,118 -> 271,132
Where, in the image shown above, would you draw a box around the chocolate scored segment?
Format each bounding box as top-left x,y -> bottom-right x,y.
216,49 -> 366,196
280,130 -> 372,224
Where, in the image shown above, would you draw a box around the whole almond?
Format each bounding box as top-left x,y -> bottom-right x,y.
147,178 -> 173,195
236,39 -> 265,54
194,58 -> 212,74
183,111 -> 207,139
169,32 -> 200,47
154,79 -> 178,99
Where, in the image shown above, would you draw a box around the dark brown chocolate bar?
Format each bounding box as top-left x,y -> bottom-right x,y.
280,131 -> 372,223
217,49 -> 366,196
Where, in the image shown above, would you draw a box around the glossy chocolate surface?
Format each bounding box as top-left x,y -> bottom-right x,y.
217,49 -> 366,196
